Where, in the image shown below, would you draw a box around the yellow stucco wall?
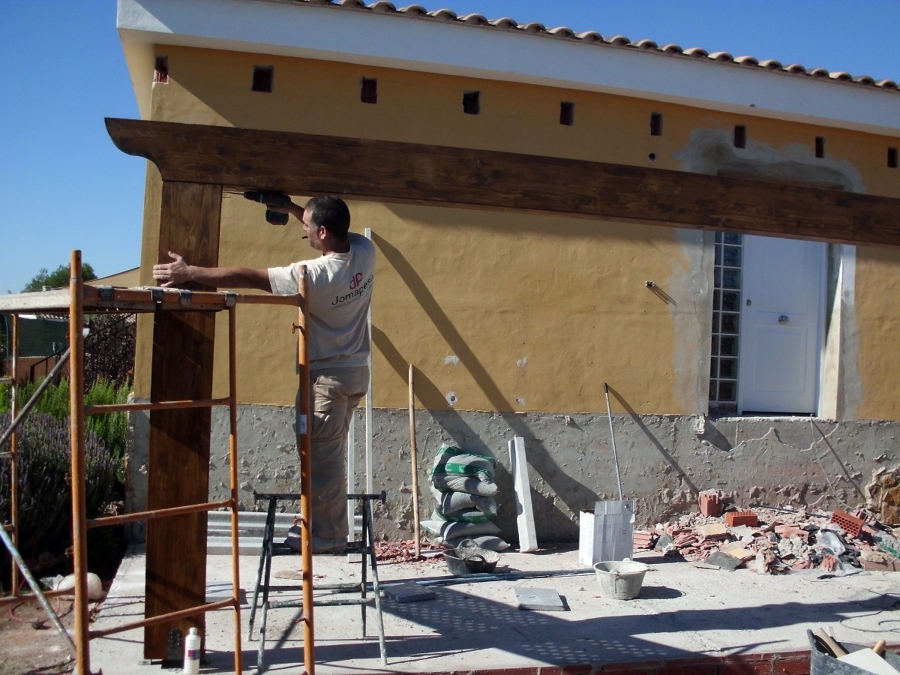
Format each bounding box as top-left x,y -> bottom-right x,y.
134,45 -> 900,418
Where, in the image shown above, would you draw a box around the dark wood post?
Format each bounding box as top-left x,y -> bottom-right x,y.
144,181 -> 222,658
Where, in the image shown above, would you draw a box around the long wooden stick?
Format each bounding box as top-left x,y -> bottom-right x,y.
408,365 -> 420,557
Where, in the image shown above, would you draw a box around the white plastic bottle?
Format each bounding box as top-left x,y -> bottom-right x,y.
181,627 -> 201,675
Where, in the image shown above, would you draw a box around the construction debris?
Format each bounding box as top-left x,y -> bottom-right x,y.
633,505 -> 900,575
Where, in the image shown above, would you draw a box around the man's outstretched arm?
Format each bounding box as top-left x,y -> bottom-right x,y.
152,251 -> 272,292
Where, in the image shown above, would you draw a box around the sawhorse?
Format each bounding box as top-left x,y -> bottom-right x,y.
248,491 -> 388,672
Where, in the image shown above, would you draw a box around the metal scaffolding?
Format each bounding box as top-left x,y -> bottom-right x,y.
0,250 -> 313,675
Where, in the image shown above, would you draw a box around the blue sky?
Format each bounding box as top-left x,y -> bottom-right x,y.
2,1 -> 899,294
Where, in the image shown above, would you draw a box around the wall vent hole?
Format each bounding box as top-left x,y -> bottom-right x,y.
815,136 -> 825,158
252,66 -> 274,93
888,147 -> 898,169
463,91 -> 480,115
154,56 -> 168,84
734,125 -> 747,149
559,101 -> 574,126
361,78 -> 377,104
650,112 -> 663,136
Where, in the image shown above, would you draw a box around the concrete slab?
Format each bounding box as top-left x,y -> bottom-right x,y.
89,545 -> 900,674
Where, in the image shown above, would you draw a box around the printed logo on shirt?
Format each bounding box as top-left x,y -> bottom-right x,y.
331,273 -> 373,307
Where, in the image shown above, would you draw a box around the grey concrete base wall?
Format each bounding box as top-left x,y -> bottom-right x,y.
125,404 -> 899,544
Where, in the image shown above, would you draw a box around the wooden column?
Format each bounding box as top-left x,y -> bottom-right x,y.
144,181 -> 221,658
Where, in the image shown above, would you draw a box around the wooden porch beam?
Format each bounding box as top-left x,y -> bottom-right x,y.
106,117 -> 900,248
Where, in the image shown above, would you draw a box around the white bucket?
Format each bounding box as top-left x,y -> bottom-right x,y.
593,560 -> 648,600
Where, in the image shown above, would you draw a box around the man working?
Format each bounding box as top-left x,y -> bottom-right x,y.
152,195 -> 375,553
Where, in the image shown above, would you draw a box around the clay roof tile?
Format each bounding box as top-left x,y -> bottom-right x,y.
577,30 -> 605,43
489,17 -> 518,29
427,8 -> 457,21
367,1 -> 397,12
520,21 -> 547,34
458,13 -> 488,25
684,47 -> 709,58
548,26 -> 577,39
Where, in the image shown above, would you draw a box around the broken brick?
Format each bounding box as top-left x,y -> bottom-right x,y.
698,491 -> 722,517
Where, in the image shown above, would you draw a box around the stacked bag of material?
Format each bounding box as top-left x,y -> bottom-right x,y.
421,445 -> 509,552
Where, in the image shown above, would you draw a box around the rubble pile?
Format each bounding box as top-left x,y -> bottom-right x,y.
633,502 -> 900,575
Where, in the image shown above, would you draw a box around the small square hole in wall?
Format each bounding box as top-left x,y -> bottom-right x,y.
463,91 -> 480,115
360,78 -> 377,104
559,101 -> 574,126
154,56 -> 168,84
888,147 -> 897,169
733,125 -> 746,149
252,66 -> 274,93
650,112 -> 662,136
815,136 -> 825,158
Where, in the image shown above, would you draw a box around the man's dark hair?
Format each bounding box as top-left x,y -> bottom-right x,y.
305,195 -> 350,240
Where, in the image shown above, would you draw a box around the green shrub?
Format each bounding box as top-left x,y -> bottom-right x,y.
0,411 -> 121,590
0,378 -> 130,459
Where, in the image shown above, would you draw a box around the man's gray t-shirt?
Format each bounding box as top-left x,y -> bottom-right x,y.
268,233 -> 375,370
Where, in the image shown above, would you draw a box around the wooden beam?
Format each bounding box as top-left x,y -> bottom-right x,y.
144,181 -> 221,659
106,117 -> 900,248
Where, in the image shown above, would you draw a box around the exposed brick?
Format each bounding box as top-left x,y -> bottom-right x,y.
831,510 -> 864,537
699,491 -> 723,517
726,511 -> 759,527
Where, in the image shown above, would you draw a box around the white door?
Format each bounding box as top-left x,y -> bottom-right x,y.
739,235 -> 825,414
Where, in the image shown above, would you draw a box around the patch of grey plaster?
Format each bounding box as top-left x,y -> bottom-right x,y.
125,402 -> 900,544
673,127 -> 865,193
838,246 -> 861,420
517,357 -> 528,368
444,355 -> 460,366
670,228 -> 713,410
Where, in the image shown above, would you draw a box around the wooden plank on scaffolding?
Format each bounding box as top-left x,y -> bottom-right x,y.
105,117 -> 900,248
144,181 -> 222,659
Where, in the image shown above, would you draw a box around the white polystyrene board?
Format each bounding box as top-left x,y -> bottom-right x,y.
509,436 -> 538,553
579,500 -> 635,566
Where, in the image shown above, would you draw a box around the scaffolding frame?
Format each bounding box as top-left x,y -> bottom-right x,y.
0,250 -> 311,675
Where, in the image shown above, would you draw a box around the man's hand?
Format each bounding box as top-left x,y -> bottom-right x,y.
152,251 -> 192,287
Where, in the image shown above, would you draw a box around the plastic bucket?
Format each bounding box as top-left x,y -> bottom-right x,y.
593,560 -> 648,600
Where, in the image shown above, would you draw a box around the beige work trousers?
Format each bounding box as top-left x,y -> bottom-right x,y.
296,364 -> 368,540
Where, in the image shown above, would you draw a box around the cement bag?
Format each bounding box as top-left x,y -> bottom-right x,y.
445,534 -> 510,552
421,518 -> 502,541
431,445 -> 496,482
431,486 -> 498,516
431,507 -> 493,524
431,474 -> 498,496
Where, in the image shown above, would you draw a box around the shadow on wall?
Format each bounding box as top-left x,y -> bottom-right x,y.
608,385 -> 699,497
372,233 -> 596,536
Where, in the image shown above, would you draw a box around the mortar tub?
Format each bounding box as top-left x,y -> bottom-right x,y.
593,560 -> 648,600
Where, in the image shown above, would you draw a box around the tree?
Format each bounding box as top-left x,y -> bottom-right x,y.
23,263 -> 96,292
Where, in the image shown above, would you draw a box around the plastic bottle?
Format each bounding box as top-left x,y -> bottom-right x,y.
181,627 -> 201,675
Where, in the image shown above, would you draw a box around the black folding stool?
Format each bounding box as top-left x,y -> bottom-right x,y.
248,491 -> 388,673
